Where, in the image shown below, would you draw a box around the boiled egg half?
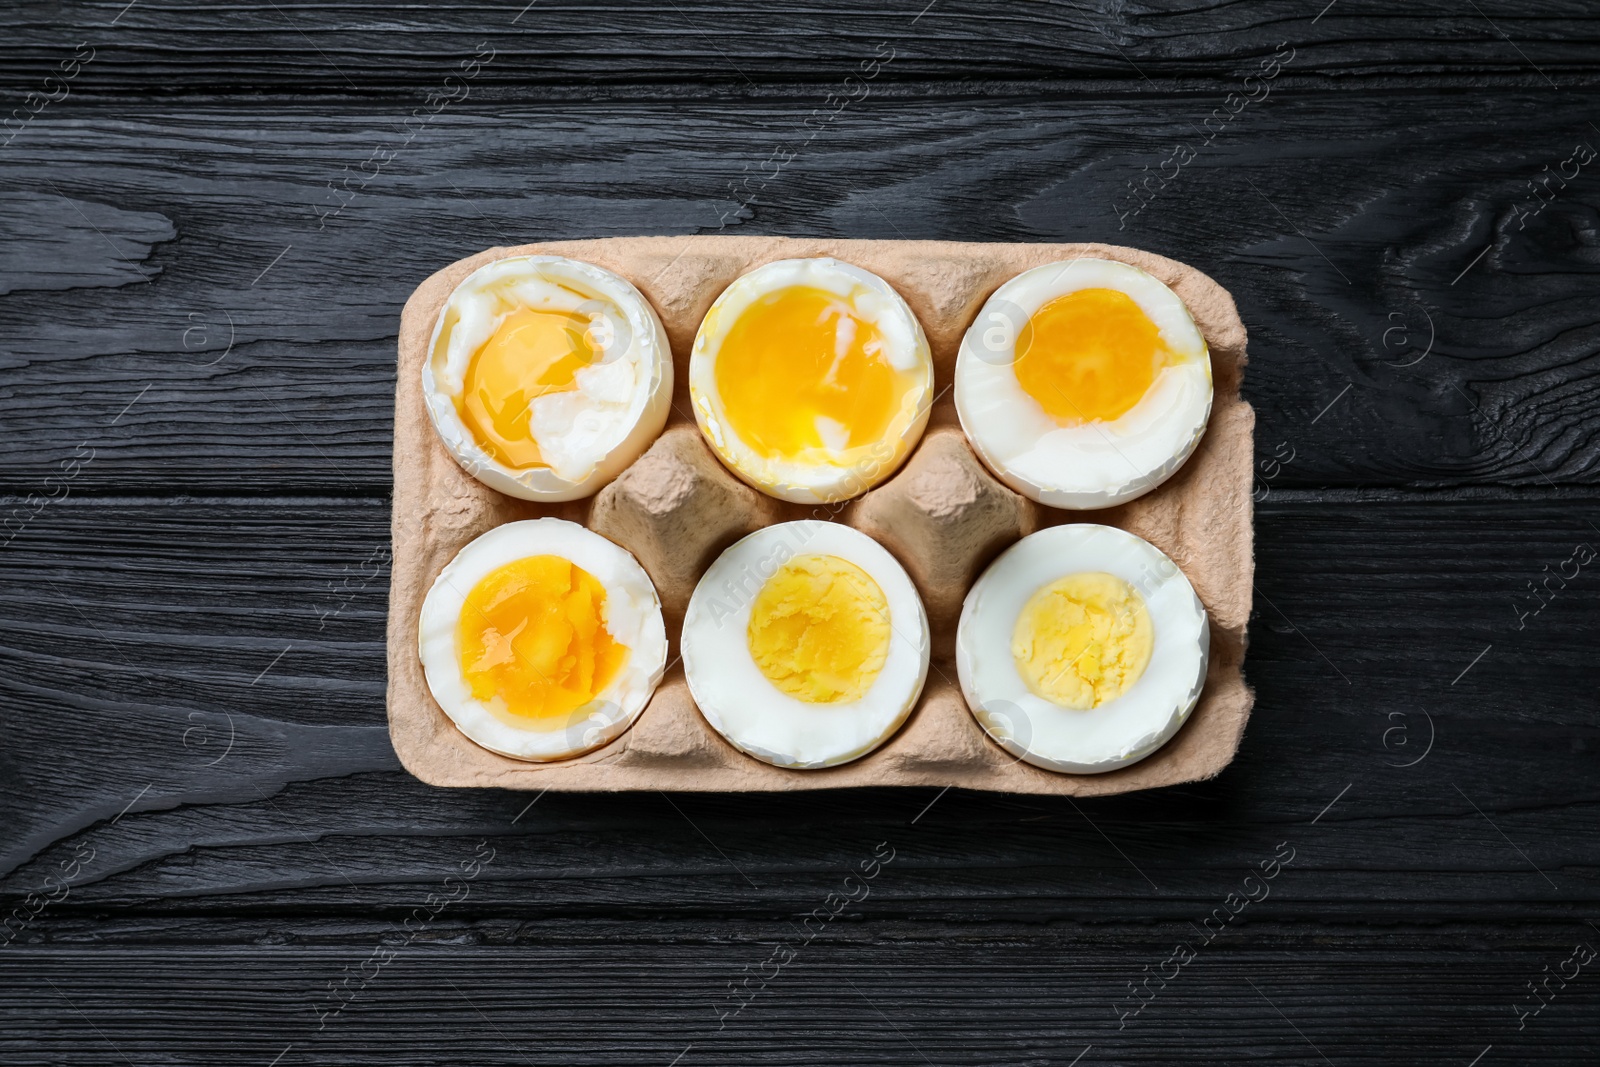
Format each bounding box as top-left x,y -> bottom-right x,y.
956,258 -> 1211,509
419,518 -> 668,761
690,258 -> 933,504
681,521 -> 930,768
425,255 -> 672,501
957,524 -> 1208,774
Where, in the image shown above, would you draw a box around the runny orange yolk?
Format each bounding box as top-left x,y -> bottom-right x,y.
746,554 -> 891,704
457,555 -> 629,724
456,306 -> 600,469
713,285 -> 911,459
1013,287 -> 1176,426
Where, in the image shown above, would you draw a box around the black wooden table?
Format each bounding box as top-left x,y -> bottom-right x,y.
3,2 -> 1598,1064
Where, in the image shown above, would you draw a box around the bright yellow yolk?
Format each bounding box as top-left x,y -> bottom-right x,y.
713,285 -> 912,460
456,306 -> 599,469
456,554 -> 629,724
1014,287 -> 1176,425
1012,571 -> 1154,710
746,554 -> 891,704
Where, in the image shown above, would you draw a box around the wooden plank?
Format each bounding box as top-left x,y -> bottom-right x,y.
2,90 -> 1598,494
1,938 -> 1595,1065
5,0 -> 1599,93
0,493 -> 1594,920
2,4 -> 1596,1064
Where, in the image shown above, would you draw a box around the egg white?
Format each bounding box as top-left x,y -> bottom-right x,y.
689,257 -> 933,504
418,518 -> 668,762
424,255 -> 673,502
955,258 -> 1212,510
956,523 -> 1208,775
681,520 -> 930,769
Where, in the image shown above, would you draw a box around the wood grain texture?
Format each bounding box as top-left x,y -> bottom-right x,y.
5,0 -> 1600,93
1,494 -> 1594,913
3,1 -> 1599,1062
3,938 -> 1597,1066
3,91 -> 1598,494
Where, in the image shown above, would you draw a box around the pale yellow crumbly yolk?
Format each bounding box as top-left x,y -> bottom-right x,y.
1012,571 -> 1154,710
456,306 -> 599,469
1014,287 -> 1176,425
457,555 -> 629,723
746,554 -> 891,704
714,285 -> 913,460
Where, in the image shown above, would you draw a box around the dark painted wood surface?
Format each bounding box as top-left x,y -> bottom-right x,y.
2,3 -> 1598,1065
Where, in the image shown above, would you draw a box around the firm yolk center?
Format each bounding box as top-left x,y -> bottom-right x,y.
457,306 -> 600,469
457,554 -> 630,724
746,553 -> 891,704
714,285 -> 911,460
1014,288 -> 1175,425
1012,571 -> 1154,710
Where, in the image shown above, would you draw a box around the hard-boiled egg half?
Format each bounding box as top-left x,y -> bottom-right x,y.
689,258 -> 933,504
956,524 -> 1208,774
424,255 -> 672,502
956,259 -> 1212,509
681,521 -> 930,768
418,518 -> 668,761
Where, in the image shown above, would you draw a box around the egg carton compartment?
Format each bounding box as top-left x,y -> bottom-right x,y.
388,237 -> 1253,796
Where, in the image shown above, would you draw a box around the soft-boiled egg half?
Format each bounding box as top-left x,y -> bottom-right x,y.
424,255 -> 672,502
956,259 -> 1212,509
681,521 -> 930,768
418,518 -> 668,761
957,524 -> 1208,774
689,258 -> 933,504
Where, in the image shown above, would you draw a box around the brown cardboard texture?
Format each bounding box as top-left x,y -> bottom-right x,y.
388,237 -> 1254,795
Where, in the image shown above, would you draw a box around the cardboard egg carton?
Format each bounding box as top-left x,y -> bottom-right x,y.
388,237 -> 1254,796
